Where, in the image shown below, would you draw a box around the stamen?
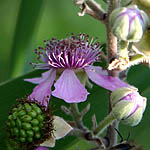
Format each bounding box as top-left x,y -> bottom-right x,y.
31,33 -> 101,70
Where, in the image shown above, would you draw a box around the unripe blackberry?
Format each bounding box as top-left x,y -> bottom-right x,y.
6,98 -> 53,150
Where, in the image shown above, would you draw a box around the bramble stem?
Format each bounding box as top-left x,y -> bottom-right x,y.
70,103 -> 87,131
74,0 -> 106,22
93,112 -> 116,136
105,0 -> 120,147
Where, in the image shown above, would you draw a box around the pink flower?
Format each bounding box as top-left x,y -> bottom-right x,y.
25,34 -> 129,107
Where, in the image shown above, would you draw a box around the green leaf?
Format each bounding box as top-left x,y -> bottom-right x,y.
9,0 -> 44,78
1,64 -> 150,149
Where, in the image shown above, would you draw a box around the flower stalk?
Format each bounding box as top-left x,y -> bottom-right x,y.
70,103 -> 87,131
93,112 -> 116,136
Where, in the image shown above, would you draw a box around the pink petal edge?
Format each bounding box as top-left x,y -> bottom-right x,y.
26,69 -> 56,107
85,65 -> 129,91
52,69 -> 89,103
24,70 -> 52,84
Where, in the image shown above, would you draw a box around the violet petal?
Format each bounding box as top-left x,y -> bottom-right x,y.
85,65 -> 129,91
52,69 -> 89,103
36,147 -> 49,150
24,70 -> 52,84
26,69 -> 56,107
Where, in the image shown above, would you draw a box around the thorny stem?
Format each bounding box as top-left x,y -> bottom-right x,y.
105,0 -> 120,147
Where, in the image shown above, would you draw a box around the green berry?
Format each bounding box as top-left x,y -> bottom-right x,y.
18,110 -> 26,117
20,129 -> 27,138
21,115 -> 32,122
32,126 -> 39,132
20,137 -> 26,143
12,108 -> 17,112
26,130 -> 34,137
12,112 -> 17,120
13,128 -> 19,136
22,123 -> 32,130
6,101 -> 50,146
10,120 -> 16,127
31,104 -> 42,114
37,115 -> 44,122
24,103 -> 32,112
8,115 -> 13,120
18,104 -> 23,111
35,133 -> 41,139
28,110 -> 37,118
31,119 -> 39,126
16,118 -> 22,128
27,137 -> 33,142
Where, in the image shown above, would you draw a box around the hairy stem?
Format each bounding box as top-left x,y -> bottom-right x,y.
93,112 -> 116,136
105,0 -> 120,147
70,103 -> 87,131
85,0 -> 106,22
74,0 -> 106,22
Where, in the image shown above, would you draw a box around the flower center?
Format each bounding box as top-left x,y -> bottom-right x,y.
34,34 -> 101,70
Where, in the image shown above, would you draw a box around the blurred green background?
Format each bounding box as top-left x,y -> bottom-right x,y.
1,0 -> 150,150
0,0 -> 106,83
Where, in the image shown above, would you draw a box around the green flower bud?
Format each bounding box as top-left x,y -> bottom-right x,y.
109,5 -> 149,42
111,87 -> 147,126
133,30 -> 150,56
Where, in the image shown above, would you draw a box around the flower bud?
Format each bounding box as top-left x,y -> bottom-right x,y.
133,30 -> 150,56
111,87 -> 147,126
109,5 -> 149,42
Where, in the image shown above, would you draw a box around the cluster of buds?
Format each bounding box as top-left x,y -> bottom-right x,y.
108,3 -> 150,71
111,87 -> 147,126
109,5 -> 149,42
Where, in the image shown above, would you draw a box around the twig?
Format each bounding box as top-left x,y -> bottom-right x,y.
74,0 -> 106,23
62,103 -> 107,148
